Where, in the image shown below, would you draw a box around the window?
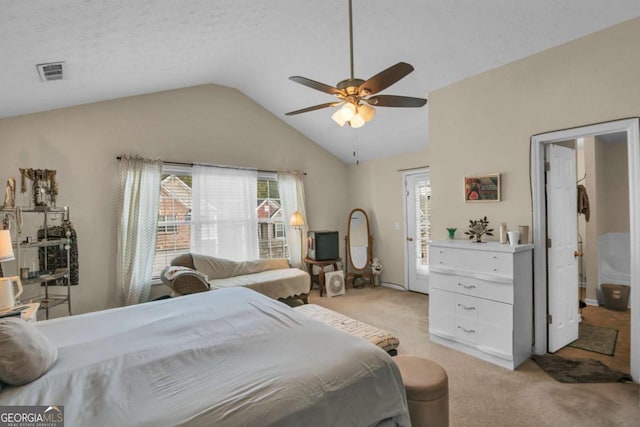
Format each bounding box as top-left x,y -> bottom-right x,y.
257,172 -> 289,259
153,165 -> 193,278
416,177 -> 432,268
157,215 -> 177,233
152,166 -> 289,278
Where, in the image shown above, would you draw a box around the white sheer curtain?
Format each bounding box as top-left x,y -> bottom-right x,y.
116,155 -> 162,306
191,165 -> 258,260
278,171 -> 308,268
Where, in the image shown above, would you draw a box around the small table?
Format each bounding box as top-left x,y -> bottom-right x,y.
304,257 -> 342,297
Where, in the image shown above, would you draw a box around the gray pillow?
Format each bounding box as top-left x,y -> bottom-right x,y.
0,318 -> 57,386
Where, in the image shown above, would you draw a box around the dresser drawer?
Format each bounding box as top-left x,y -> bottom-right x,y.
455,294 -> 479,320
429,289 -> 457,340
455,317 -> 479,345
430,272 -> 514,304
430,247 -> 513,276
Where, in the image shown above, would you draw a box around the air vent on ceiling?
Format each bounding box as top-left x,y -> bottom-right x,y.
36,62 -> 65,82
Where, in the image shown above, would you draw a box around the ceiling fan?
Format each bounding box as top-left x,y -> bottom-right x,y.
285,0 -> 427,128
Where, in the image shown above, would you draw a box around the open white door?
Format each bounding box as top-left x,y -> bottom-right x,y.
404,171 -> 430,294
547,144 -> 580,352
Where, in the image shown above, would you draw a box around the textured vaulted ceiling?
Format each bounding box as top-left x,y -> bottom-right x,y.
2,1 -> 640,163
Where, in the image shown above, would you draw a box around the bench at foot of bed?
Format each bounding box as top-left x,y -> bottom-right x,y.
294,304 -> 399,355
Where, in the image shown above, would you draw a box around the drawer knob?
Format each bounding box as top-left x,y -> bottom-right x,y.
457,326 -> 476,334
458,283 -> 476,290
457,304 -> 476,311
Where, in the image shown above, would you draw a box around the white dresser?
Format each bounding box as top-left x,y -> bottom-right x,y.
428,240 -> 534,370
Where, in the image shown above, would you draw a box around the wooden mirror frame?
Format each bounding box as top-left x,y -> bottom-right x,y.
345,208 -> 373,286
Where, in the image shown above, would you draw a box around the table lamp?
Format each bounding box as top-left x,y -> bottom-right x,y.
0,229 -> 23,310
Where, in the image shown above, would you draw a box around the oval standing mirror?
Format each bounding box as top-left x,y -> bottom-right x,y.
348,208 -> 370,270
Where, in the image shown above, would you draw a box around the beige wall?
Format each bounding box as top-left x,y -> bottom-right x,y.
429,17 -> 640,243
0,84 -> 349,315
347,149 -> 429,287
600,140 -> 629,234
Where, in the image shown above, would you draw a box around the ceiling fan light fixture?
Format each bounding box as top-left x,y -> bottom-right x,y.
358,103 -> 376,122
332,109 -> 348,126
339,102 -> 356,121
349,113 -> 365,129
285,0 -> 427,128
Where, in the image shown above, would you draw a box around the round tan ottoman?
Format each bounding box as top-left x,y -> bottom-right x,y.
394,355 -> 449,427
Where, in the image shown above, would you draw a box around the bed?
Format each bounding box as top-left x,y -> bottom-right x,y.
0,287 -> 410,426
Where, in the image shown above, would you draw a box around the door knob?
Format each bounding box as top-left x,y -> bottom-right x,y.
407,237 -> 414,242
574,250 -> 583,258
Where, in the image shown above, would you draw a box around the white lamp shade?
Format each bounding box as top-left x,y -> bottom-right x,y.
331,109 -> 348,127
339,103 -> 356,121
349,113 -> 365,129
290,211 -> 304,227
0,230 -> 14,262
358,104 -> 376,122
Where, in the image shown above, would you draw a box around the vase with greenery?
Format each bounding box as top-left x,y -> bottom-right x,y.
464,217 -> 494,243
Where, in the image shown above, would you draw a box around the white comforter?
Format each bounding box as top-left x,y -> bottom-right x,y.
0,288 -> 410,427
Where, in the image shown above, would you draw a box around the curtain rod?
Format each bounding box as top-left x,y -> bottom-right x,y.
116,156 -> 306,176
397,165 -> 429,172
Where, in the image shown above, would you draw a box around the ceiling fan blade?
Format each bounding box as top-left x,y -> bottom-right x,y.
289,76 -> 344,95
286,102 -> 342,116
358,62 -> 415,95
368,95 -> 427,108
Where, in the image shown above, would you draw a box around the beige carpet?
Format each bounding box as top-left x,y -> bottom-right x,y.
308,286 -> 640,427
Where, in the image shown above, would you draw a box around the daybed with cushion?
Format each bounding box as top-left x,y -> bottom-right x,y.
0,287 -> 410,426
161,253 -> 311,303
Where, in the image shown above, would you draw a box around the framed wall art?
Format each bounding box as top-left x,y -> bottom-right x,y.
464,173 -> 501,202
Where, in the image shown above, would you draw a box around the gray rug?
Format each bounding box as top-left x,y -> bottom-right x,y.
568,323 -> 618,356
532,354 -> 632,383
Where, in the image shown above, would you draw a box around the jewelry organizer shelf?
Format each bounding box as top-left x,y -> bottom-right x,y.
1,206 -> 72,320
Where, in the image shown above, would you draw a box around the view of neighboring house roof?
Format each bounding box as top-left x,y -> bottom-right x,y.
161,175 -> 192,210
257,199 -> 282,222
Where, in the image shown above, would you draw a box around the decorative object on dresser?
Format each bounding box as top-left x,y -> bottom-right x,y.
499,222 -> 507,244
464,173 -> 500,202
507,231 -> 520,247
463,216 -> 494,243
446,227 -> 457,239
428,240 -> 534,370
518,225 -> 529,244
345,208 -> 373,287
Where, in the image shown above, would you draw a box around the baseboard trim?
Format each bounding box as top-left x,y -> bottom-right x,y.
584,298 -> 599,307
380,282 -> 407,291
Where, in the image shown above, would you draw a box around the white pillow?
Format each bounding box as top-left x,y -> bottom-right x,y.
0,318 -> 57,386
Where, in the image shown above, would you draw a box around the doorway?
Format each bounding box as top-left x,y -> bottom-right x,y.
403,169 -> 431,294
547,136 -> 631,373
531,118 -> 640,381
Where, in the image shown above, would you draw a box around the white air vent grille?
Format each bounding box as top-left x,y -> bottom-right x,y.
36,62 -> 65,81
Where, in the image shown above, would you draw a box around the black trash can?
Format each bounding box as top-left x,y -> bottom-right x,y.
601,284 -> 630,311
